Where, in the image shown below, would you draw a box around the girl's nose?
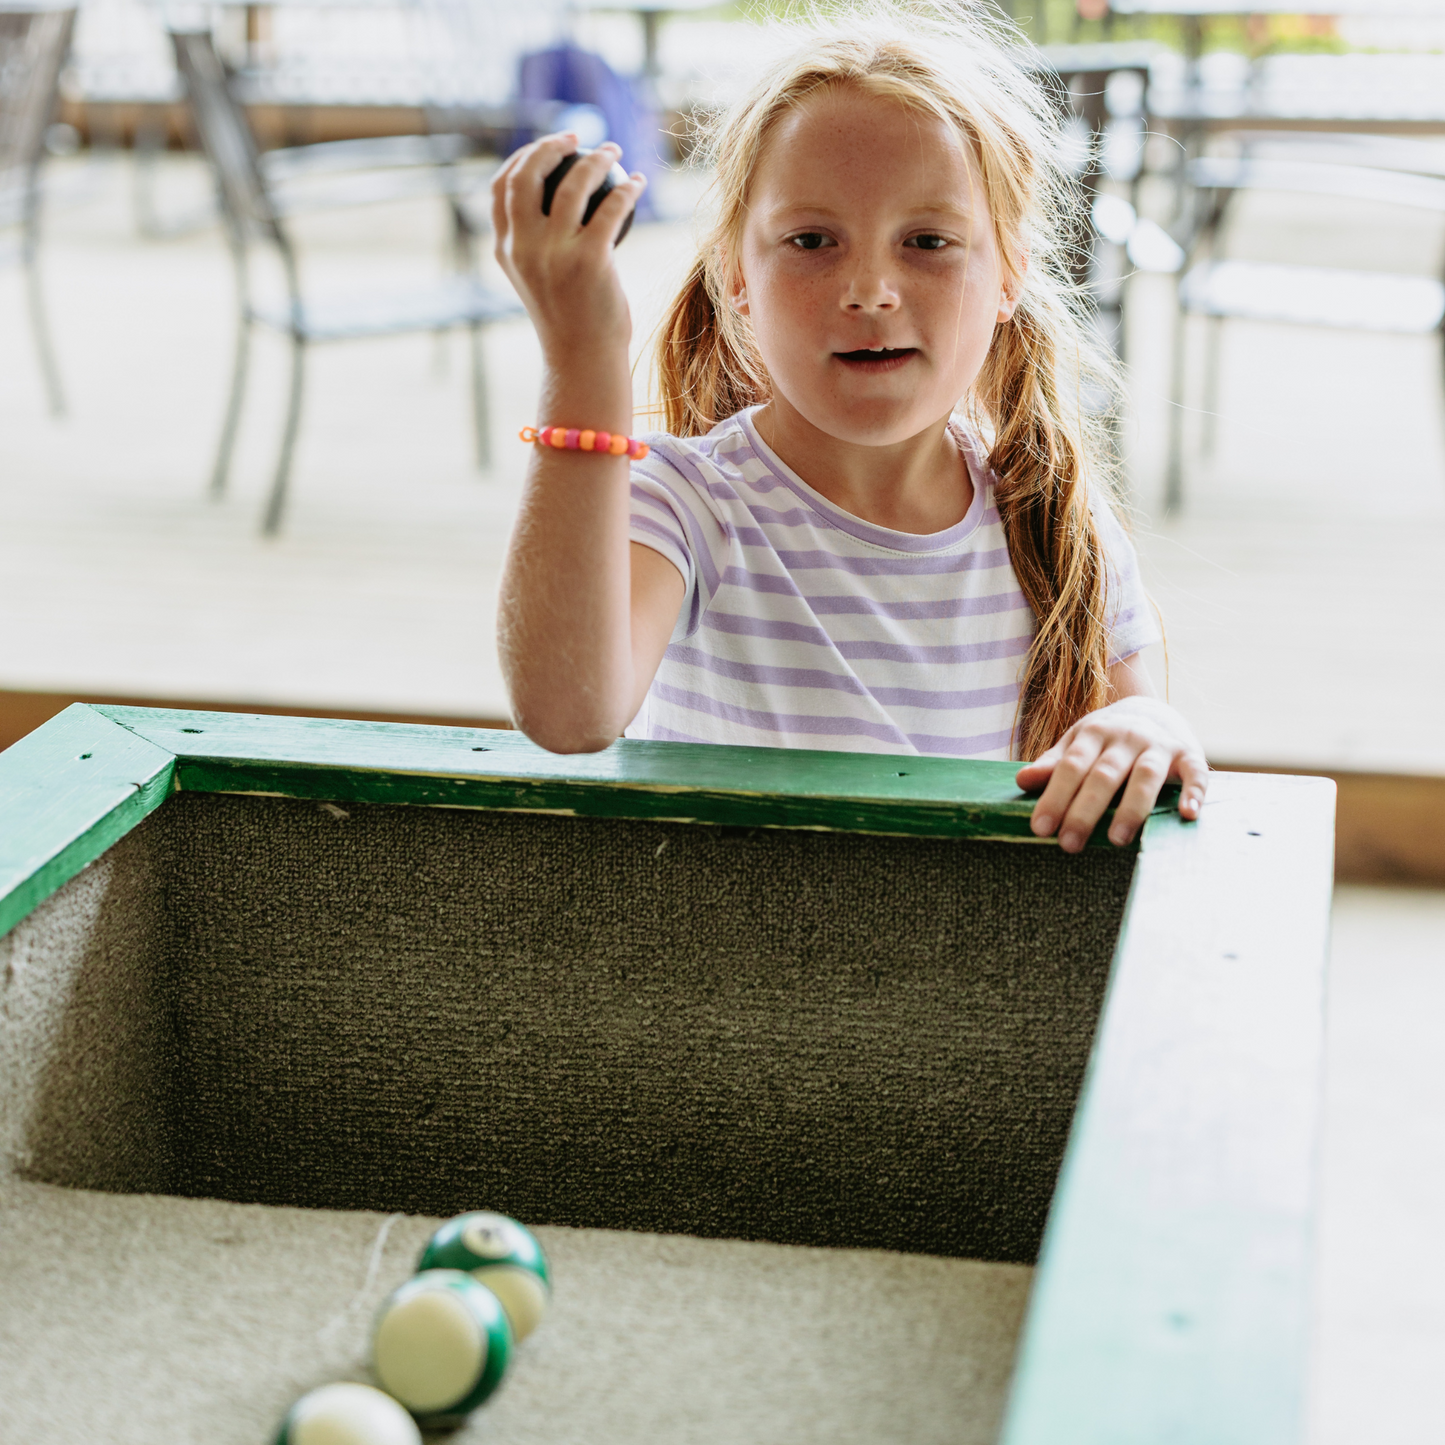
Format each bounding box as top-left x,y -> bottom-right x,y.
843,253 -> 900,312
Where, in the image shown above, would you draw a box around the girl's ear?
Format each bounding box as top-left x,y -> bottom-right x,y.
726,252 -> 750,316
997,249 -> 1029,324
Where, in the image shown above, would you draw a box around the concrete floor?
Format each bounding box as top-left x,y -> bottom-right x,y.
1313,886 -> 1445,1445
3,152 -> 1445,1442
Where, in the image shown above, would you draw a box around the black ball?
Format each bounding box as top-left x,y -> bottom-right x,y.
541,148 -> 635,245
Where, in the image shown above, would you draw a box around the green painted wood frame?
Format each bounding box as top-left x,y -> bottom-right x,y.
0,704 -> 1335,1445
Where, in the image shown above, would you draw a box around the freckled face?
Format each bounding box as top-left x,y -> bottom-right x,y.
732,86 -> 1017,446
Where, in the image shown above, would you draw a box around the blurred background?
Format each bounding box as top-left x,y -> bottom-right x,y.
2,0 -> 1442,1437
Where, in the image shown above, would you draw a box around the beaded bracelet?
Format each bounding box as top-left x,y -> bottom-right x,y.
520,425 -> 650,461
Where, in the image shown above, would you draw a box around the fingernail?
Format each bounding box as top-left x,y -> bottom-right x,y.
1032,813 -> 1054,836
1060,830 -> 1080,852
1109,824 -> 1128,845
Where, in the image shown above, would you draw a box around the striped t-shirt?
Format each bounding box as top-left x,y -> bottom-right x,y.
626,407 -> 1158,760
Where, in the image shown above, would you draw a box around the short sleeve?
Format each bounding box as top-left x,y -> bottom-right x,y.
1093,497 -> 1162,666
628,439 -> 713,644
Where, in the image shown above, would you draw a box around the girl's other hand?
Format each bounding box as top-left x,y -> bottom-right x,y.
490,134 -> 647,363
1015,696 -> 1209,854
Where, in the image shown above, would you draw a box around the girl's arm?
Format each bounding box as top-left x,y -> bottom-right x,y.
1015,653 -> 1209,854
492,137 -> 685,753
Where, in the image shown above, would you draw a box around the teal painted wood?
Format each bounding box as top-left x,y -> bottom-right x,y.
1,703 -> 1170,942
99,706 -> 1170,844
0,704 -> 1329,1440
0,705 -> 176,938
999,770 -> 1335,1445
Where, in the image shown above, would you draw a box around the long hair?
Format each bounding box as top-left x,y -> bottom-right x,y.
654,2 -> 1123,760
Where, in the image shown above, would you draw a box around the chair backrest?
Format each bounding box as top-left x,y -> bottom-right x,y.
169,29 -> 278,238
0,7 -> 75,212
1233,130 -> 1445,181
1190,155 -> 1445,216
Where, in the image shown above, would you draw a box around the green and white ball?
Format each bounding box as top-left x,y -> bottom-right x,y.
274,1382 -> 421,1445
372,1269 -> 512,1425
418,1211 -> 551,1342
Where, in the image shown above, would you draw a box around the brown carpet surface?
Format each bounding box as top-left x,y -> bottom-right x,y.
0,792 -> 1129,1441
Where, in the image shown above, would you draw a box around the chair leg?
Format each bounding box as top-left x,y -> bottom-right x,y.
469,322 -> 491,471
262,337 -> 306,537
132,114 -> 166,240
1200,314 -> 1224,459
23,248 -> 65,418
211,317 -> 252,499
1165,304 -> 1189,516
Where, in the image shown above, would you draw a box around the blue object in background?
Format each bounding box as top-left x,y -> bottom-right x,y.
517,45 -> 662,221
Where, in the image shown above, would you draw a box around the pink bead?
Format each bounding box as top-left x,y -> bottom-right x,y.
594,431 -> 611,453
564,428 -> 581,449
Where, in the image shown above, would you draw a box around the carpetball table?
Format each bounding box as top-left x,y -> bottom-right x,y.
0,706 -> 1334,1444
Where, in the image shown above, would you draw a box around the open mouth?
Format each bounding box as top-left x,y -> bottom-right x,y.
835,347 -> 918,368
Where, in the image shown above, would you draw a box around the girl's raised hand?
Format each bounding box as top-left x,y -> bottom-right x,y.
490,135 -> 647,364
1015,696 -> 1209,854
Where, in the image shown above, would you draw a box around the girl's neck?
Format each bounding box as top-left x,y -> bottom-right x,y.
751,399 -> 973,536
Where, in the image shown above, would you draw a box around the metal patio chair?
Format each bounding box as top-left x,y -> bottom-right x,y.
1166,151 -> 1445,511
171,29 -> 524,536
0,4 -> 75,416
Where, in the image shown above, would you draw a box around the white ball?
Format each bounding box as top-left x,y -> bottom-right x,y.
279,1382 -> 421,1445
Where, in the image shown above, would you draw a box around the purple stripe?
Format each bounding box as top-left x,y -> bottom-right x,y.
703,610 -> 1034,664
630,487 -> 686,529
651,682 -> 912,748
642,722 -> 714,745
666,645 -> 872,697
764,546 -> 1016,577
809,591 -> 1030,621
632,515 -> 688,558
835,635 -> 1034,665
907,727 -> 1017,757
873,683 -> 1020,711
703,612 -> 841,647
716,565 -> 1029,620
744,503 -> 841,530
718,567 -> 805,598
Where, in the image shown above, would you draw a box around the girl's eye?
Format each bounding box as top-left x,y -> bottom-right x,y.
908,234 -> 950,252
788,232 -> 833,251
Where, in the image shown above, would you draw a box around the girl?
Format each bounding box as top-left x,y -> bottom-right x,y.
490,5 -> 1207,855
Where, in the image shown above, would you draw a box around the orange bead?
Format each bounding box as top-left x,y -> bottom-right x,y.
548,428 -> 567,448
609,433 -> 629,456
579,429 -> 596,452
